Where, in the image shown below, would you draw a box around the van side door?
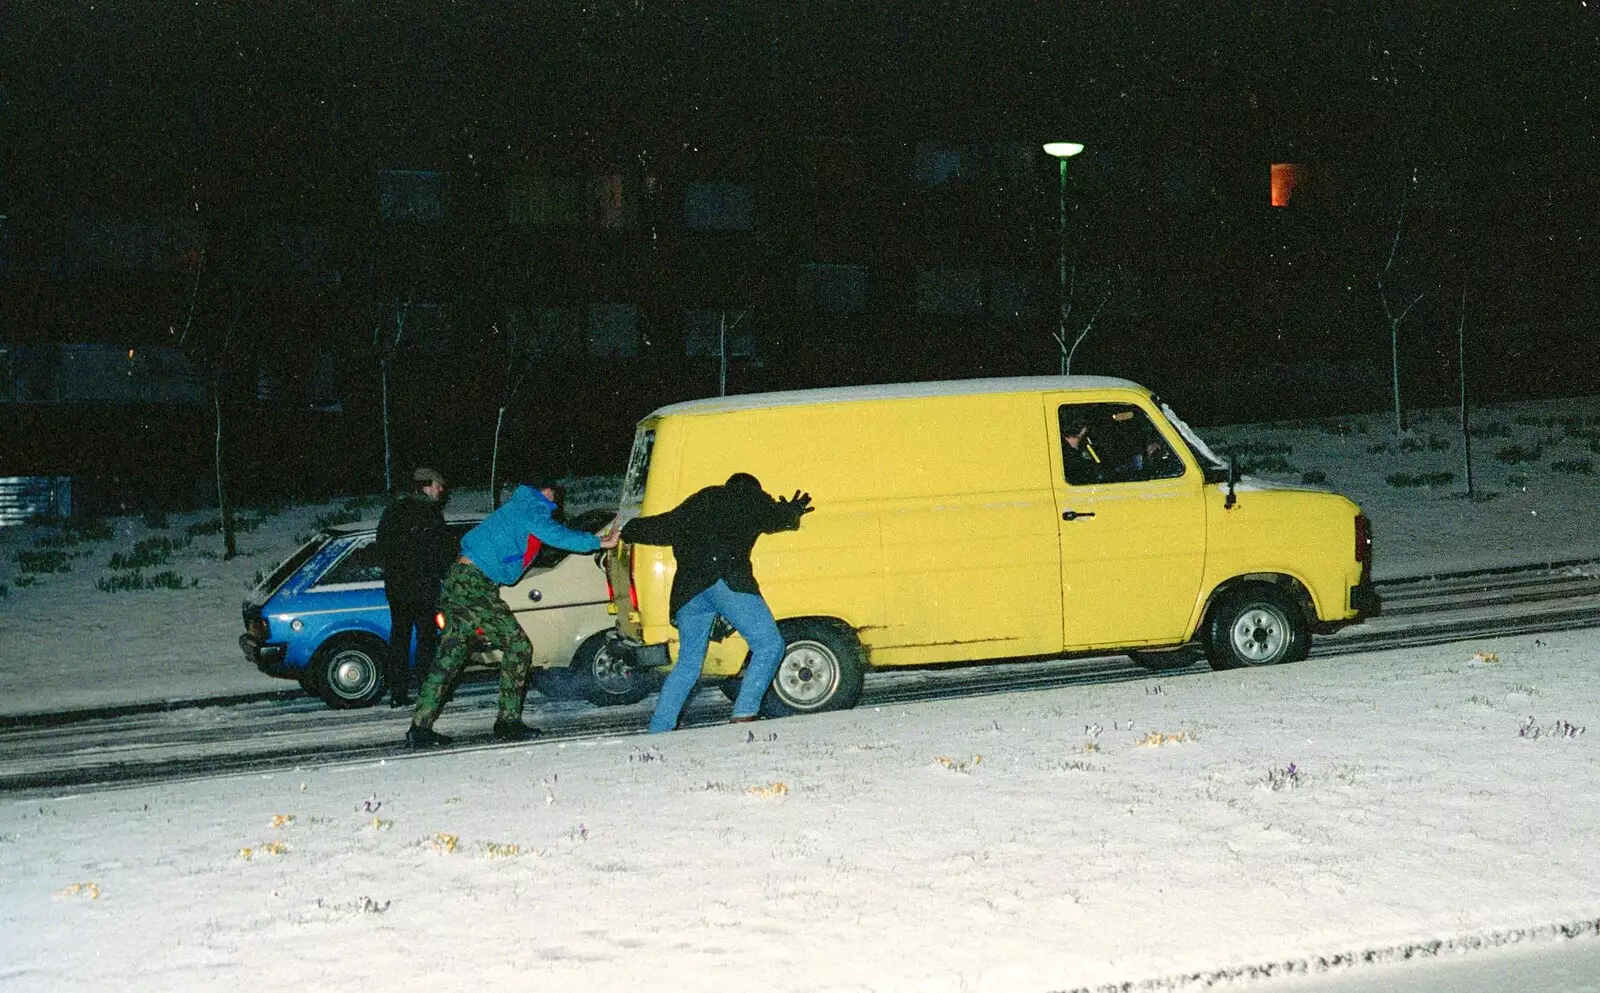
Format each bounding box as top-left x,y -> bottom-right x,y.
1046,396 -> 1207,649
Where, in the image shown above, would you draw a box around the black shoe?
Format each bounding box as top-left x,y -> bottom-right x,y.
492,720 -> 542,743
389,693 -> 412,709
405,725 -> 453,749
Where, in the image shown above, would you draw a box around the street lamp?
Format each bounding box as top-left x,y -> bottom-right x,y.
1044,142 -> 1084,375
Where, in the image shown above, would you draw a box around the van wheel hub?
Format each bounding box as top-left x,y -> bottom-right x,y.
774,640 -> 839,708
1231,607 -> 1286,663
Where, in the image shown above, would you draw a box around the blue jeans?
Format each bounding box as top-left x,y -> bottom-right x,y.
648,580 -> 785,733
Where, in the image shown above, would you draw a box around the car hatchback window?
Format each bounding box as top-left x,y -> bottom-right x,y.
316,538 -> 384,586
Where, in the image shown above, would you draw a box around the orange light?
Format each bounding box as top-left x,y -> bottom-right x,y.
1271,163 -> 1305,207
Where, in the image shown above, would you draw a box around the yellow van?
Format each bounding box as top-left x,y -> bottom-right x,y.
603,376 -> 1377,716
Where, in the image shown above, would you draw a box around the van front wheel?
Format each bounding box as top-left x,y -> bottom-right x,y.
1205,586 -> 1308,670
761,620 -> 865,717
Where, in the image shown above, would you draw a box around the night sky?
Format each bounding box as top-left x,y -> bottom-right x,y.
2,3 -> 1597,507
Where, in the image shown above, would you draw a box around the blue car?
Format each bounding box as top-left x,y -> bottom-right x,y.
241,508 -> 628,708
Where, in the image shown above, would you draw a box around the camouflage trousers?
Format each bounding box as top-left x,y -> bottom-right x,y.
412,561 -> 535,727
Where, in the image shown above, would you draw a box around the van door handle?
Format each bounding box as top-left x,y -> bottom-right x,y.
1061,510 -> 1096,521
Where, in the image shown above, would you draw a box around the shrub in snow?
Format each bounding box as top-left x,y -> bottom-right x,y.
1266,763 -> 1301,791
1518,716 -> 1585,739
1386,471 -> 1454,488
1495,443 -> 1543,465
14,549 -> 72,573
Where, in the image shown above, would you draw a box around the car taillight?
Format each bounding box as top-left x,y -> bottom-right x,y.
1354,513 -> 1373,582
434,611 -> 446,631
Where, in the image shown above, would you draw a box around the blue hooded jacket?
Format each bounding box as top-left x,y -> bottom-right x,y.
460,485 -> 602,586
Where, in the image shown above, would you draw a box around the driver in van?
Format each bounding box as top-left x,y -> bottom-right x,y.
1061,415 -> 1103,485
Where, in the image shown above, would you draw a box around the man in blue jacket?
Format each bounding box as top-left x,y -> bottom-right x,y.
407,480 -> 618,748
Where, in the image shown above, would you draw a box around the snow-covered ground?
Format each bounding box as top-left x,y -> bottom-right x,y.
3,396 -> 1600,992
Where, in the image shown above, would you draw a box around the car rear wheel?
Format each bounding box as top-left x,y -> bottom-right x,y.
571,632 -> 652,707
1205,585 -> 1308,671
308,634 -> 388,708
760,619 -> 866,717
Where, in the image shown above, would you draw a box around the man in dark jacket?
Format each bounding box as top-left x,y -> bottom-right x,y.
620,472 -> 813,732
375,467 -> 457,708
406,479 -> 619,748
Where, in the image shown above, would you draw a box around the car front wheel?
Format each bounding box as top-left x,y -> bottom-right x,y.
1205,586 -> 1308,671
572,632 -> 652,707
308,634 -> 388,708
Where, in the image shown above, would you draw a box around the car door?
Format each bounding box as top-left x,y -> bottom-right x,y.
1046,395 -> 1207,649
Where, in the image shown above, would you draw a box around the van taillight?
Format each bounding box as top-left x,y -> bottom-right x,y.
1354,514 -> 1372,581
629,546 -> 640,611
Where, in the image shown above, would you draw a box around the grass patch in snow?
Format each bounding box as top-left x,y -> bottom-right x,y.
1495,443 -> 1543,465
14,549 -> 73,574
1386,471 -> 1454,489
1552,458 -> 1595,475
95,570 -> 199,592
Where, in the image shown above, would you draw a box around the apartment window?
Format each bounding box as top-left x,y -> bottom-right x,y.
797,263 -> 868,314
586,304 -> 639,357
684,182 -> 754,230
916,267 -> 983,315
683,309 -> 755,358
379,170 -> 445,221
1270,163 -> 1306,207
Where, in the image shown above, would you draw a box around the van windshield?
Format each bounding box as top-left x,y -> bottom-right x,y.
621,426 -> 656,511
1157,398 -> 1229,476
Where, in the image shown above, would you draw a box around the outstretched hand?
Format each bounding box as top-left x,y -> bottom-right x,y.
599,521 -> 621,549
780,490 -> 814,529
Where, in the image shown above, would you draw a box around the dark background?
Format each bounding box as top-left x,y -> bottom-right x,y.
2,2 -> 1596,513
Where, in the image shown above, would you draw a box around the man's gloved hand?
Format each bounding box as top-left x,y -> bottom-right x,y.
778,490 -> 814,529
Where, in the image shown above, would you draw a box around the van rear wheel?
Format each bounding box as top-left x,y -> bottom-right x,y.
1205,586 -> 1308,670
760,620 -> 865,717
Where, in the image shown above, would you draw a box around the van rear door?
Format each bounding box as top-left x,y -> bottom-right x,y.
1046,395 -> 1206,649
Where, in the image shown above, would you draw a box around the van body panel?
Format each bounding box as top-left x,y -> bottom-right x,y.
1044,390 -> 1208,648
1196,486 -> 1364,625
606,375 -> 1372,688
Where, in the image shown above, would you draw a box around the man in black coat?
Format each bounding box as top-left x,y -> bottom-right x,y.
620,472 -> 812,732
376,467 -> 458,708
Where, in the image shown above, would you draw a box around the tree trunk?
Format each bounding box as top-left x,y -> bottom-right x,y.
1391,322 -> 1403,436
1458,282 -> 1473,496
380,360 -> 393,494
490,404 -> 507,511
213,387 -> 237,560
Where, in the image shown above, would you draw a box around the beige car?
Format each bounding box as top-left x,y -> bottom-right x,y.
243,508 -> 652,708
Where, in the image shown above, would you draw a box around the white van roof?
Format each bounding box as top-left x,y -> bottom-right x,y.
649,375 -> 1146,418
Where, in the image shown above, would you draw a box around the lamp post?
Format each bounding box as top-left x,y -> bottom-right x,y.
1043,142 -> 1084,375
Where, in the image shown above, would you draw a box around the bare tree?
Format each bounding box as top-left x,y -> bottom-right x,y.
177,249 -> 244,560
373,290 -> 414,494
1377,168 -> 1427,436
488,314 -> 539,510
717,308 -> 749,396
1052,261 -> 1116,376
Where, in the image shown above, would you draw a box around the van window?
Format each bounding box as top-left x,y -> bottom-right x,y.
621,427 -> 656,509
1058,403 -> 1185,486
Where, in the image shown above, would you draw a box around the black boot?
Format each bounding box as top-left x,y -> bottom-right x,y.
492,720 -> 542,742
405,725 -> 453,748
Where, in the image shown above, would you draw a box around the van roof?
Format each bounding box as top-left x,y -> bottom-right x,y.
649,375 -> 1146,418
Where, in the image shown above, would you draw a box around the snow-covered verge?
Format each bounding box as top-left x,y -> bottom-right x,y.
3,397 -> 1600,991
1,627 -> 1596,992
